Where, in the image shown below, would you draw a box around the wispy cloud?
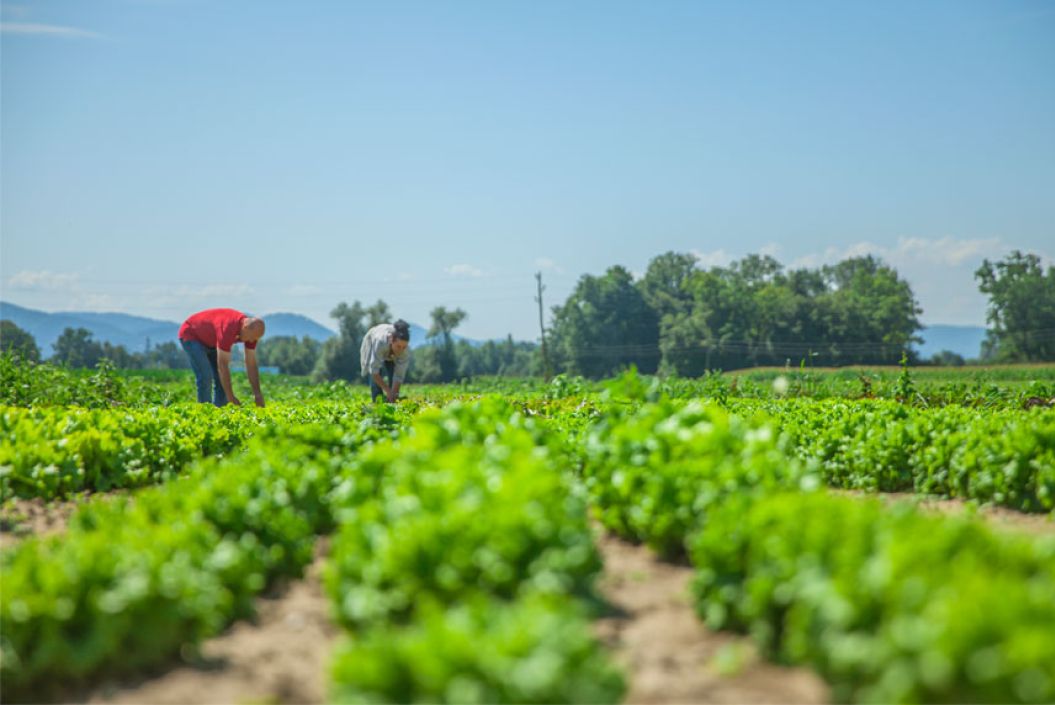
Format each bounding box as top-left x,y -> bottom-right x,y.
6,270 -> 80,291
789,237 -> 1008,270
689,248 -> 734,269
286,284 -> 322,297
445,264 -> 486,278
1,22 -> 103,39
534,257 -> 565,274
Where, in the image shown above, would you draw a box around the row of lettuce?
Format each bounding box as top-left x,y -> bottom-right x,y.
4,396 -> 1052,514
0,402 -> 419,500
581,399 -> 1055,703
3,396 -> 1054,702
0,401 -> 624,703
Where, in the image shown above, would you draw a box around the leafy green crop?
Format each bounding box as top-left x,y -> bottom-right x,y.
691,492 -> 1055,703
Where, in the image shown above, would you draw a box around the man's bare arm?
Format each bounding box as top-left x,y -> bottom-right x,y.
216,349 -> 241,406
245,348 -> 265,407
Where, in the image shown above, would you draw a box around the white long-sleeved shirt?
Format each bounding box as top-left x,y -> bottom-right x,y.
360,323 -> 411,382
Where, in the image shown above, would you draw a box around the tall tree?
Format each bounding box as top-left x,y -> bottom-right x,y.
0,320 -> 41,362
313,302 -> 368,382
365,300 -> 392,328
819,255 -> 922,364
52,327 -> 104,369
428,306 -> 467,382
549,266 -> 659,378
976,251 -> 1055,362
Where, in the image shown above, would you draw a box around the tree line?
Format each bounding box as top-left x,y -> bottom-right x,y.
2,249 -> 1052,380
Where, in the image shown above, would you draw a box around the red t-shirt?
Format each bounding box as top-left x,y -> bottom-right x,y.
178,308 -> 257,352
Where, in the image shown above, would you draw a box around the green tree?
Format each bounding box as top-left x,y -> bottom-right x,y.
313,302 -> 369,382
818,255 -> 923,365
52,327 -> 104,368
258,335 -> 322,375
550,266 -> 659,378
428,306 -> 467,382
0,320 -> 41,362
365,300 -> 392,328
976,251 -> 1055,362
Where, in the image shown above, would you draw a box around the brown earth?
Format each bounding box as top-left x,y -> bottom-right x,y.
81,538 -> 338,705
1,496 -> 84,550
593,530 -> 830,704
834,490 -> 1055,536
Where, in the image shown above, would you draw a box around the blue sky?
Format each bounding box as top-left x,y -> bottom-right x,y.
3,0 -> 1053,340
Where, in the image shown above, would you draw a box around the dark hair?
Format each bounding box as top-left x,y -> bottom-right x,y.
392,319 -> 410,341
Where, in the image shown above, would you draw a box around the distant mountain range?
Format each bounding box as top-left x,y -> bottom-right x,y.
915,325 -> 987,360
0,302 -> 479,356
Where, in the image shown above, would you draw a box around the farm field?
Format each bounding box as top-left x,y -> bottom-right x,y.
1,356 -> 1054,703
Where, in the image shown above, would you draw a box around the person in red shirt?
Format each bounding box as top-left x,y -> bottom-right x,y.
178,308 -> 266,407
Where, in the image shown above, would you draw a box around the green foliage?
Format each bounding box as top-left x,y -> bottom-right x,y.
758,399 -> 1055,511
977,251 -> 1055,362
256,335 -> 322,375
690,492 -> 1055,703
582,399 -> 817,557
324,399 -> 621,702
0,428 -> 373,699
329,594 -> 625,704
549,265 -> 660,378
0,402 -> 389,500
0,320 -> 41,362
314,301 -> 372,383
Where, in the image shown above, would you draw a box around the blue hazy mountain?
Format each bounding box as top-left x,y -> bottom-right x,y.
0,302 -> 338,356
0,301 -> 481,356
915,325 -> 988,360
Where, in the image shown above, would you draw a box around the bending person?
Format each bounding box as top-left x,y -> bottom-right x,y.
178,308 -> 266,407
360,319 -> 411,402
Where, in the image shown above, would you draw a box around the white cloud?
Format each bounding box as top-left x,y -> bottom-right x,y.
689,248 -> 734,269
445,264 -> 485,278
758,242 -> 782,258
789,237 -> 1009,271
534,257 -> 565,274
6,270 -> 80,291
81,294 -> 118,310
1,22 -> 103,38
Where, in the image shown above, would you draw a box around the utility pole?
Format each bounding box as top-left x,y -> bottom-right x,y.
535,272 -> 553,381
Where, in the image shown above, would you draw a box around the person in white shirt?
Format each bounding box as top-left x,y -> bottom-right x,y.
360,319 -> 411,402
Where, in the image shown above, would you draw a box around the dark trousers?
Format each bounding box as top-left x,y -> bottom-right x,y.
181,339 -> 228,406
369,360 -> 395,402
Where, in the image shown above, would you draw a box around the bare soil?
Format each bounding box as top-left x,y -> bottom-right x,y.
82,538 -> 338,705
593,530 -> 830,704
0,496 -> 83,550
834,490 -> 1055,536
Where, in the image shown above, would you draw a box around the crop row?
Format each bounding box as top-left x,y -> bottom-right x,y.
323,399 -> 623,702
731,399 -> 1055,513
582,399 -> 1055,703
0,416 -> 400,700
0,402 -> 416,500
1,399 -> 622,703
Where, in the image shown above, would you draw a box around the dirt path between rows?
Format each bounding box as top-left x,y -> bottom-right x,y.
834,490 -> 1055,536
593,531 -> 829,704
81,538 -> 338,705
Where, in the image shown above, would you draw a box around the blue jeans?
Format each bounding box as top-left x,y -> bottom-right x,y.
181,339 -> 228,406
369,360 -> 395,402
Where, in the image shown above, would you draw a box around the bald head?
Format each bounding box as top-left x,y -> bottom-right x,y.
241,317 -> 266,344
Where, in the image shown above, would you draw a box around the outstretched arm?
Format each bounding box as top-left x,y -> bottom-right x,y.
245,348 -> 265,407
